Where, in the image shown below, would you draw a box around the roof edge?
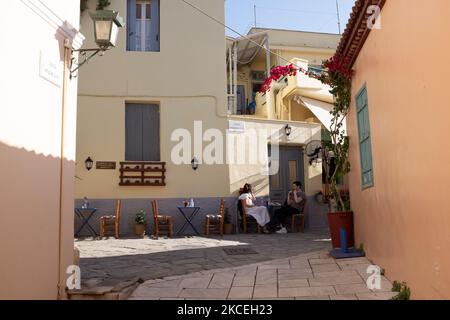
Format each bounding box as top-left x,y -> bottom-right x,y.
336,0 -> 386,67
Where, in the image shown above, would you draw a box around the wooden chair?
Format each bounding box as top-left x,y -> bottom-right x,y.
240,199 -> 262,234
151,200 -> 173,237
204,199 -> 225,236
99,199 -> 121,239
290,199 -> 306,233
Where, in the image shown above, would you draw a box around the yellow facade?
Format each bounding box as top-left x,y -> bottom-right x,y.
76,1 -> 341,234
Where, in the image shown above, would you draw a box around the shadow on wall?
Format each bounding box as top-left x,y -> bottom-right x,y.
0,141 -> 75,299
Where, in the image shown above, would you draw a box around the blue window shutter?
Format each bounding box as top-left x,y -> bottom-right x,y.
356,85 -> 374,188
142,104 -> 160,161
150,0 -> 160,51
127,0 -> 137,51
126,104 -> 143,161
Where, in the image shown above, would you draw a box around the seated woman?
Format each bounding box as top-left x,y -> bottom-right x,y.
238,183 -> 271,233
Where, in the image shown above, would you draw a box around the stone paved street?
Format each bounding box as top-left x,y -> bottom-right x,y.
76,228 -> 332,281
75,229 -> 395,300
129,252 -> 395,300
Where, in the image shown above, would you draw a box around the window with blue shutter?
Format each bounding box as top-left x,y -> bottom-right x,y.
356,85 -> 374,189
127,0 -> 160,52
126,103 -> 160,161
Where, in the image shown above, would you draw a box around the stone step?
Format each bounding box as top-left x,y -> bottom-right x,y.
68,278 -> 144,300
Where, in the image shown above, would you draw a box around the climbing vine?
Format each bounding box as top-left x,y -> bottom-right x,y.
319,55 -> 353,212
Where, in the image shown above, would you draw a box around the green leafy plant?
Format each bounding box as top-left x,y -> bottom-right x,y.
391,281 -> 411,300
80,0 -> 88,12
135,210 -> 146,225
358,243 -> 366,256
80,0 -> 111,13
97,0 -> 111,10
319,55 -> 353,212
224,208 -> 231,224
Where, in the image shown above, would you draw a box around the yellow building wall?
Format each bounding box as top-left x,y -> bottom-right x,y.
76,0 -> 231,199
0,0 -> 81,299
348,0 -> 450,299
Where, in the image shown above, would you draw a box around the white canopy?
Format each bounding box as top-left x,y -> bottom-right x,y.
297,96 -> 347,134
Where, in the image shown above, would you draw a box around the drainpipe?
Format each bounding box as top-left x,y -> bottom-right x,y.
57,41 -> 71,299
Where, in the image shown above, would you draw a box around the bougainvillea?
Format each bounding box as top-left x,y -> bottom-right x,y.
259,64 -> 298,93
258,56 -> 353,93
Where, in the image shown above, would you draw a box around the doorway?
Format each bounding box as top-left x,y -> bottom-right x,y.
269,146 -> 305,202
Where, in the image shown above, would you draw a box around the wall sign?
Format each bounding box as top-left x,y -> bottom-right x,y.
39,51 -> 62,87
229,120 -> 246,133
96,162 -> 117,170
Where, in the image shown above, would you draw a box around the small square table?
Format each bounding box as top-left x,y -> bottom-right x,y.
75,207 -> 98,237
176,206 -> 201,236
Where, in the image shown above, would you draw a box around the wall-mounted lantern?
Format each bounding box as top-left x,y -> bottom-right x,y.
85,157 -> 94,171
70,10 -> 124,78
191,157 -> 199,171
285,124 -> 292,137
90,10 -> 124,48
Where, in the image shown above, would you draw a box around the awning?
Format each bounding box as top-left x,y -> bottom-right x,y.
229,32 -> 268,66
295,96 -> 347,134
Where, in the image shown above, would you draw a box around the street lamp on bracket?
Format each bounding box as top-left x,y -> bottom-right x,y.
70,10 -> 124,79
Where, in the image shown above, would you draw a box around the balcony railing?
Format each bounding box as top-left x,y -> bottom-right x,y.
119,162 -> 166,186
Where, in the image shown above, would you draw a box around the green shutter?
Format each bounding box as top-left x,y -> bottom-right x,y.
356,85 -> 374,188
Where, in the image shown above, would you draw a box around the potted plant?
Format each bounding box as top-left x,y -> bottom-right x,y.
134,210 -> 147,237
319,55 -> 354,249
223,208 -> 234,234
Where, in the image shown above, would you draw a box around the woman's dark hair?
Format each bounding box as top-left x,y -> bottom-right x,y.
243,183 -> 252,193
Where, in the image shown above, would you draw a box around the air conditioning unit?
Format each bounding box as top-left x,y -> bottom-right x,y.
251,71 -> 266,82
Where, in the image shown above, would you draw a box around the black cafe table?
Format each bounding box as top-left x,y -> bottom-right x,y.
74,207 -> 98,237
176,206 -> 201,236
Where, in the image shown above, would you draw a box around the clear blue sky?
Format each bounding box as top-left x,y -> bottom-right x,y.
225,0 -> 356,36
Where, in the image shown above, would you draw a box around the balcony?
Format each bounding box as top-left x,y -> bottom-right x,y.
119,162 -> 166,186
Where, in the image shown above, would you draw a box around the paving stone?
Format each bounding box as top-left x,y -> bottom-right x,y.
309,275 -> 364,287
233,276 -> 256,287
278,279 -> 309,288
309,258 -> 336,265
179,288 -> 229,299
334,283 -> 371,295
313,270 -> 359,279
295,296 -> 330,300
131,287 -> 182,298
279,286 -> 336,298
253,285 -> 277,299
209,273 -> 235,289
330,294 -> 358,300
311,264 -> 341,273
357,292 -> 398,300
179,276 -> 212,289
228,286 -> 254,299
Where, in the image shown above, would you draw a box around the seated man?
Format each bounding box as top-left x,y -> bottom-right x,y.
272,181 -> 306,234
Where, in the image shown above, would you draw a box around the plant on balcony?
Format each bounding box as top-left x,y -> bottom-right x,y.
259,64 -> 298,93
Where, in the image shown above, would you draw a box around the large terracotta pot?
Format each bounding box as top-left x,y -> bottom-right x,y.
328,211 -> 354,249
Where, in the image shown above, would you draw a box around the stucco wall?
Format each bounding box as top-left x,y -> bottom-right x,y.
0,0 -> 81,299
76,0 -> 231,199
348,0 -> 450,299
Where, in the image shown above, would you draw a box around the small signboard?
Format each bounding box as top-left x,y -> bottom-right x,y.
96,161 -> 117,170
229,120 -> 246,133
39,51 -> 62,87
